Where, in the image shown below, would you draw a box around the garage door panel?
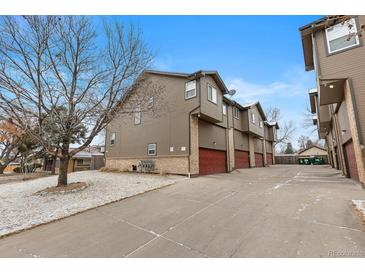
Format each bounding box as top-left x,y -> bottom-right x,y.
199,148 -> 227,175
344,141 -> 359,181
255,153 -> 264,167
235,150 -> 249,169
266,153 -> 273,165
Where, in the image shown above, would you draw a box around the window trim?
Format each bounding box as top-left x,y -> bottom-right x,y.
185,80 -> 197,100
222,103 -> 227,115
233,107 -> 240,119
110,132 -> 116,145
147,143 -> 157,156
251,111 -> 256,124
207,84 -> 217,105
134,105 -> 141,125
325,18 -> 361,55
259,120 -> 264,128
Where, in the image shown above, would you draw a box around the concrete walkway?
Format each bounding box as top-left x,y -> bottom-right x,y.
0,165 -> 364,258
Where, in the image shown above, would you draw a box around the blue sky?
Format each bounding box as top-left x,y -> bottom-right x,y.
96,16 -> 322,149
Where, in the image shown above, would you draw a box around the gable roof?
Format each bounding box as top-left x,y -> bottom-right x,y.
241,101 -> 267,120
297,145 -> 327,155
145,69 -> 229,94
264,121 -> 279,129
299,16 -> 351,71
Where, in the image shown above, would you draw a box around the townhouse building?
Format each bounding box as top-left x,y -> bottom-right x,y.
299,15 -> 365,185
105,70 -> 278,176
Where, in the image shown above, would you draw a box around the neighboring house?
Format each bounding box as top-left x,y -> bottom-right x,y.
44,145 -> 105,173
299,15 -> 365,184
105,70 -> 278,176
297,145 -> 328,158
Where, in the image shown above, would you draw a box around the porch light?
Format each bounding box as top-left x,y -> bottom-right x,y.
329,84 -> 334,88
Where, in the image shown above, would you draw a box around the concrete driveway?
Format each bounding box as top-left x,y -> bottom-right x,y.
0,165 -> 364,258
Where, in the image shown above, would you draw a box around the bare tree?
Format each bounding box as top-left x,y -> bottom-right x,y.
0,119 -> 22,174
265,106 -> 296,148
0,16 -> 159,186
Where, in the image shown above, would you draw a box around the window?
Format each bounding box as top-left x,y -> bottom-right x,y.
76,158 -> 91,166
147,143 -> 157,156
110,132 -> 116,145
251,111 -> 256,124
259,120 -> 264,128
185,80 -> 196,99
222,103 -> 227,115
234,107 -> 240,119
208,85 -> 217,104
148,96 -> 154,110
134,105 -> 141,125
325,18 -> 360,54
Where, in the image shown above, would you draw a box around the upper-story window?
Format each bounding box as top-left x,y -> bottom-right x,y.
233,107 -> 240,119
148,96 -> 154,110
259,120 -> 264,128
208,85 -> 217,104
134,105 -> 141,125
222,103 -> 227,115
325,18 -> 360,54
185,80 -> 196,99
251,111 -> 256,124
110,132 -> 116,145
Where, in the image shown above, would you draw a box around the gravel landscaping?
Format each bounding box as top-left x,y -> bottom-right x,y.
0,170 -> 184,237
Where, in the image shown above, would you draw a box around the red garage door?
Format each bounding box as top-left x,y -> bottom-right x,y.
255,153 -> 264,167
343,140 -> 359,181
266,153 -> 273,165
235,150 -> 249,169
199,148 -> 227,175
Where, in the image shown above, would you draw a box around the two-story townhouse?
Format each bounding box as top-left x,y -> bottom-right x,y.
264,121 -> 279,165
105,69 -> 278,176
300,15 -> 365,185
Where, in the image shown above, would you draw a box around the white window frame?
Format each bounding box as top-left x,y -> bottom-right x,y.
148,96 -> 154,110
134,105 -> 141,125
110,132 -> 116,145
222,103 -> 227,115
208,85 -> 217,104
325,18 -> 360,54
234,107 -> 240,119
251,111 -> 256,124
147,143 -> 157,156
259,120 -> 264,128
185,80 -> 196,99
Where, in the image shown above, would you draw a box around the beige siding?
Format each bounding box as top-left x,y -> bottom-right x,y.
233,129 -> 249,151
248,106 -> 265,137
315,15 -> 365,143
200,75 -> 224,123
337,101 -> 352,144
265,140 -> 273,153
254,138 -> 264,153
105,74 -> 199,159
198,119 -> 227,151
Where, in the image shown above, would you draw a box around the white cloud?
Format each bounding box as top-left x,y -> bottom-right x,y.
226,66 -> 315,104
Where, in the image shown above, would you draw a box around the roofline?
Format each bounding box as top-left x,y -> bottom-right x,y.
297,145 -> 327,154
241,101 -> 267,120
144,69 -> 190,78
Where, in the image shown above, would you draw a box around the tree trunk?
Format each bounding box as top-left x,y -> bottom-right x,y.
0,165 -> 5,174
51,153 -> 57,175
57,156 -> 69,186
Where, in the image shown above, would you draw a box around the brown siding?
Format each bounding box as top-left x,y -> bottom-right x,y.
198,119 -> 227,151
265,140 -> 273,153
105,74 -> 199,159
200,75 -> 224,123
254,138 -> 264,153
233,129 -> 249,151
248,106 -> 265,137
337,101 -> 352,144
315,15 -> 365,143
